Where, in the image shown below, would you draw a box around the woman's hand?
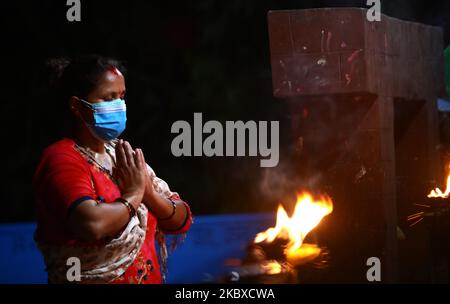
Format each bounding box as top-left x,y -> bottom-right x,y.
114,139 -> 147,209
144,169 -> 159,204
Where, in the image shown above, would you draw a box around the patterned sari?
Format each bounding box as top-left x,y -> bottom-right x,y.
33,138 -> 192,284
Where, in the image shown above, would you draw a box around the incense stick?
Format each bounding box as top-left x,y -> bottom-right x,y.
409,217 -> 424,227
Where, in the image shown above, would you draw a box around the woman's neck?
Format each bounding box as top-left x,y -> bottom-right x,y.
73,124 -> 106,154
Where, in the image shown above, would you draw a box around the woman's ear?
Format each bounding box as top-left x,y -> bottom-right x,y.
69,96 -> 80,116
70,97 -> 94,124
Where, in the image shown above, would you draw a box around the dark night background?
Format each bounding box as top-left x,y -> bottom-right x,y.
0,0 -> 449,223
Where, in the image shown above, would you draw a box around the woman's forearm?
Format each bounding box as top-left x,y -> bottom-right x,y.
68,192 -> 142,242
94,202 -> 133,238
143,191 -> 188,230
158,201 -> 189,231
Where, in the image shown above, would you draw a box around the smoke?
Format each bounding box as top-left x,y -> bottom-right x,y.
256,91 -> 377,211
258,158 -> 326,210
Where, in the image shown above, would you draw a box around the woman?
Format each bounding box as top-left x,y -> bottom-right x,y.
33,55 -> 192,284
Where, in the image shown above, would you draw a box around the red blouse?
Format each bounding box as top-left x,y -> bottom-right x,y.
33,138 -> 192,284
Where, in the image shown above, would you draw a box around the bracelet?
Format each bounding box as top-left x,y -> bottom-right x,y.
161,202 -> 191,232
117,197 -> 136,218
157,199 -> 177,221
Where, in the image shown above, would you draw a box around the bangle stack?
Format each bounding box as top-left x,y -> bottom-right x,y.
117,197 -> 136,218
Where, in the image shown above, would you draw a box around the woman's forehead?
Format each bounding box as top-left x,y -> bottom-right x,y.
99,70 -> 125,89
88,69 -> 125,98
107,66 -> 122,77
104,67 -> 123,82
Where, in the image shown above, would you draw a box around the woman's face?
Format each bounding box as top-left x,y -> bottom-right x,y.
71,67 -> 126,124
86,67 -> 126,103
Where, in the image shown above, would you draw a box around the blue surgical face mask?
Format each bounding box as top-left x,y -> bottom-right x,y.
79,98 -> 127,141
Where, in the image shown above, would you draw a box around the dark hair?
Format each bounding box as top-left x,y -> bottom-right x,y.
47,54 -> 125,102
44,54 -> 126,137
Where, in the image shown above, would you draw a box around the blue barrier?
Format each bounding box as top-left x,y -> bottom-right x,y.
0,213 -> 274,284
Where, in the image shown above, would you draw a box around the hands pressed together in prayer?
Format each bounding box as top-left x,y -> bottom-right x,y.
113,139 -> 147,211
114,140 -> 188,230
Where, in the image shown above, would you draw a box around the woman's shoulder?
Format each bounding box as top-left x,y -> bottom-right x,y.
42,137 -> 76,154
33,138 -> 88,188
39,138 -> 83,166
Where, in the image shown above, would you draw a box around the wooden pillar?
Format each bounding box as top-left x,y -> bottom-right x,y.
268,8 -> 444,282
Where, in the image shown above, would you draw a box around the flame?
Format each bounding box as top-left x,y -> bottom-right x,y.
254,192 -> 333,257
263,261 -> 283,275
428,165 -> 450,198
